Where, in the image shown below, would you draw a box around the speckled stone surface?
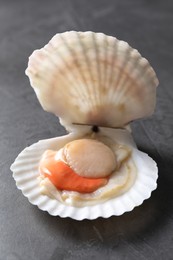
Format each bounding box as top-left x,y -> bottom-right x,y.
1,0 -> 173,259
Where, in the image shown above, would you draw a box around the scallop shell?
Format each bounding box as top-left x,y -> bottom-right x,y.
11,31 -> 159,219
25,31 -> 159,130
11,128 -> 158,220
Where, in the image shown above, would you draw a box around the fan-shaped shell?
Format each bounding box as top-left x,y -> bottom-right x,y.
10,128 -> 158,220
25,31 -> 159,129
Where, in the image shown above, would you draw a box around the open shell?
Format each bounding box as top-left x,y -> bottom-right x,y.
25,31 -> 158,130
11,128 -> 158,220
11,31 -> 159,219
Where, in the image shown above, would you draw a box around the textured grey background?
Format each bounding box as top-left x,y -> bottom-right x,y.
0,0 -> 173,259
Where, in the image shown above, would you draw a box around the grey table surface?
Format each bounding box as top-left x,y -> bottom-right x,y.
1,0 -> 173,259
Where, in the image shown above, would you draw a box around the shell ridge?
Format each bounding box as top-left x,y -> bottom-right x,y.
26,47 -> 85,117
47,33 -> 86,114
60,32 -> 95,112
107,37 -> 119,101
57,34 -> 90,110
113,41 -> 131,90
102,33 -> 108,91
92,32 -> 102,108
43,47 -> 78,99
112,49 -> 148,107
60,33 -> 88,85
95,33 -> 107,106
76,32 -> 97,110
103,34 -> 109,90
111,43 -> 134,105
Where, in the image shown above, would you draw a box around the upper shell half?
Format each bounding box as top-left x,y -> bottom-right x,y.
26,31 -> 159,129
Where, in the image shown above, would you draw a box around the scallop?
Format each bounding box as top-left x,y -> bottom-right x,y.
11,31 -> 159,219
61,138 -> 117,178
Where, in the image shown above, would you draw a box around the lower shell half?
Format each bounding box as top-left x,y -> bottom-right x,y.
10,127 -> 158,220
